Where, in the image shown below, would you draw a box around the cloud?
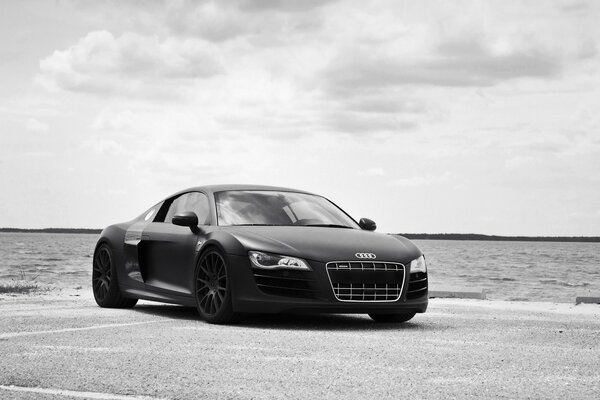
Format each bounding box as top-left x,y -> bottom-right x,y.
315,93 -> 434,135
91,108 -> 137,132
160,0 -> 335,43
25,118 -> 49,132
341,97 -> 426,115
31,0 -> 590,144
388,172 -> 454,188
36,30 -> 222,95
360,167 -> 386,176
323,36 -> 562,94
82,137 -> 125,156
559,0 -> 589,13
0,95 -> 62,118
235,0 -> 338,13
321,109 -> 418,135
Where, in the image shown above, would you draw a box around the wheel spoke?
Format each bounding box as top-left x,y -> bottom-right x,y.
99,251 -> 108,269
215,290 -> 224,305
199,291 -> 210,306
196,284 -> 209,294
207,255 -> 213,274
212,295 -> 220,310
197,277 -> 210,285
211,255 -> 218,274
205,256 -> 211,274
93,261 -> 102,273
207,294 -> 214,314
199,263 -> 210,277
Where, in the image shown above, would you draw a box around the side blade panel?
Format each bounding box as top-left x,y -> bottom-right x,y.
124,221 -> 147,283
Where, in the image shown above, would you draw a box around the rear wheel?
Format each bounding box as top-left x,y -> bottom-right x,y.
92,243 -> 138,308
368,312 -> 416,323
195,248 -> 236,324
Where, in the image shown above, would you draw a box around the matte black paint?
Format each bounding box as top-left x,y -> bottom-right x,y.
94,185 -> 428,315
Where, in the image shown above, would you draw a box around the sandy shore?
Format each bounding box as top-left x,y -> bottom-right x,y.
1,290 -> 598,399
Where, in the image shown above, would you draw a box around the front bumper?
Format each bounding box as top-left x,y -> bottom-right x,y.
227,254 -> 428,314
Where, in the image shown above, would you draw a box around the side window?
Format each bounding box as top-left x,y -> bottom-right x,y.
164,192 -> 210,225
138,202 -> 162,222
144,207 -> 157,221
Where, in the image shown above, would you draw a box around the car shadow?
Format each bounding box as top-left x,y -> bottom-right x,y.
134,304 -> 199,320
233,313 -> 426,331
133,304 -> 427,331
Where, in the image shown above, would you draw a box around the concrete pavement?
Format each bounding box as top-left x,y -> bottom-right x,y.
1,290 -> 599,399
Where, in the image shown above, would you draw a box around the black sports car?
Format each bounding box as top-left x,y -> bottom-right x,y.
93,185 -> 428,324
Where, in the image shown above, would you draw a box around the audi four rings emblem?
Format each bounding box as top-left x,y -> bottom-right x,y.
355,252 -> 376,259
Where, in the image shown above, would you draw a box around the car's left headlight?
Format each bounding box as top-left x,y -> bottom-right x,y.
248,251 -> 311,271
410,255 -> 427,273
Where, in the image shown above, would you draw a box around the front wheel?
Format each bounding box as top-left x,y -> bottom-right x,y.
368,312 -> 416,323
92,243 -> 138,308
194,249 -> 237,324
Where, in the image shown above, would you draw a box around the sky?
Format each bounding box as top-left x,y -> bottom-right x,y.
1,0 -> 599,236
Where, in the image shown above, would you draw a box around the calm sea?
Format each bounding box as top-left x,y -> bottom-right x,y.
1,233 -> 598,303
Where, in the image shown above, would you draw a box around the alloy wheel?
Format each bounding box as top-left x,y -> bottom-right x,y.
92,246 -> 112,302
196,251 -> 228,315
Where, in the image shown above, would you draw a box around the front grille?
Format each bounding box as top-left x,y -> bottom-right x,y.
326,261 -> 406,302
407,272 -> 428,299
252,269 -> 318,299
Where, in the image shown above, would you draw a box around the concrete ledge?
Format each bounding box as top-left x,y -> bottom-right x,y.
575,296 -> 600,305
429,287 -> 487,300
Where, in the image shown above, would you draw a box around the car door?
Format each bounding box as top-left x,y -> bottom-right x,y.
139,191 -> 211,295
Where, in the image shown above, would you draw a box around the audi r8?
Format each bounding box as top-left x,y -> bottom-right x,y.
92,185 -> 428,324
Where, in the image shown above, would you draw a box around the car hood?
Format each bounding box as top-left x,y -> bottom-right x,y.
221,226 -> 422,264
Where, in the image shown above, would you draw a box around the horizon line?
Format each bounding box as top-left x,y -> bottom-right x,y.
1,227 -> 599,242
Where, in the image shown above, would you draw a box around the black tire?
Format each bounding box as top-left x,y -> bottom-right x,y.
194,248 -> 237,324
92,243 -> 138,308
368,312 -> 416,323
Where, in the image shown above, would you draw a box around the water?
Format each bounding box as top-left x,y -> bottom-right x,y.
0,233 -> 98,289
0,233 -> 598,303
415,239 -> 600,302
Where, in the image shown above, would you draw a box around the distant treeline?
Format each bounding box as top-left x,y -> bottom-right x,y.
0,228 -> 102,234
396,233 -> 600,243
1,228 -> 599,242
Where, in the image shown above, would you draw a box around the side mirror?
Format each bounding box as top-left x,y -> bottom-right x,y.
172,211 -> 200,234
359,218 -> 377,231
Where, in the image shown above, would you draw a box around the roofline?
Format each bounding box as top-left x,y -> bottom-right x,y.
167,184 -> 316,198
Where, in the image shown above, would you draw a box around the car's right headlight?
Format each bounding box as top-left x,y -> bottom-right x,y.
248,251 -> 311,271
410,255 -> 427,273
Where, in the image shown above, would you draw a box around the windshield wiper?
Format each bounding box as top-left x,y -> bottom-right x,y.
303,224 -> 354,229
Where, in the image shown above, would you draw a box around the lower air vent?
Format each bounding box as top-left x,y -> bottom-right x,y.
407,272 -> 428,299
252,269 -> 317,299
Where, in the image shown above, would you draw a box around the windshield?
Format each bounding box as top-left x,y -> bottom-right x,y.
215,190 -> 360,228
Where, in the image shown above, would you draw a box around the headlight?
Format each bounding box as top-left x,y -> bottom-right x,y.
248,251 -> 311,271
410,255 -> 427,273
